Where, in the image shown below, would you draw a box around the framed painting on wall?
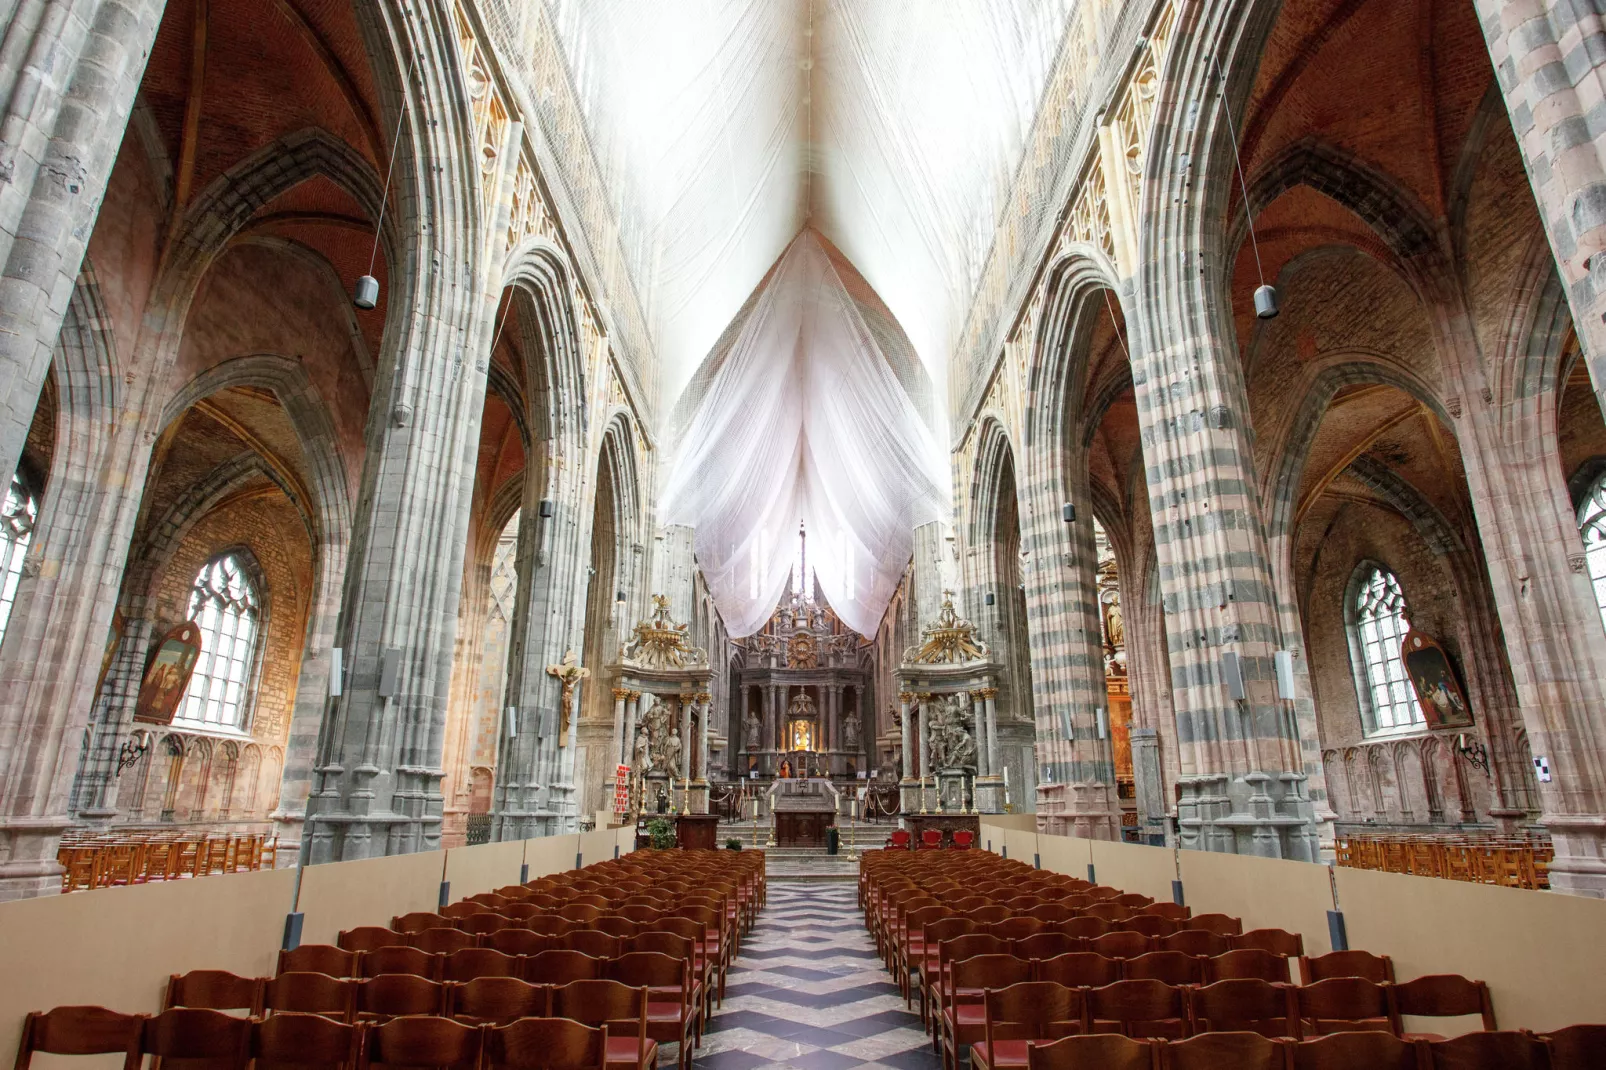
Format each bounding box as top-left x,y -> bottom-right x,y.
134,620 -> 202,725
1401,629 -> 1474,729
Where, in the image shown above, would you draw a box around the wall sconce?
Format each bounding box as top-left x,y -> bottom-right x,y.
117,729 -> 153,776
1455,733 -> 1490,775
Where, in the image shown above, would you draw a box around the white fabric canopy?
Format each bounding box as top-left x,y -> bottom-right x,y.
661,233 -> 944,636
542,1 -> 1077,632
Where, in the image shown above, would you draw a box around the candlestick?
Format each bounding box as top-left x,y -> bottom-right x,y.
920,774 -> 929,815
681,775 -> 691,816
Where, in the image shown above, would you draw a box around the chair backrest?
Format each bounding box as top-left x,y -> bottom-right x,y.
1293,977 -> 1398,1034
1206,949 -> 1289,984
412,928 -> 478,954
1014,932 -> 1084,962
558,904 -> 603,923
1289,1030 -> 1422,1070
1025,1034 -> 1153,1070
338,926 -> 407,953
526,950 -> 607,986
983,981 -> 1083,1040
1085,903 -> 1131,922
441,904 -> 483,920
1232,929 -> 1303,958
889,830 -> 912,848
1161,930 -> 1229,958
443,948 -> 520,983
1426,1031 -> 1548,1070
366,1015 -> 484,1070
990,917 -> 1046,941
552,980 -> 648,1035
1299,951 -> 1395,984
451,977 -> 548,1025
357,974 -> 446,1018
1113,894 -> 1153,908
953,830 -> 976,849
460,914 -> 511,937
1034,952 -> 1120,988
142,1007 -> 253,1069
921,830 -> 943,848
277,945 -> 357,978
592,916 -> 640,939
395,912 -> 453,933
967,905 -> 1012,925
251,1012 -> 358,1070
502,903 -> 543,921
1122,951 -> 1202,985
485,1018 -> 607,1070
1546,1023 -> 1606,1070
1162,1032 -> 1288,1070
489,929 -> 552,957
359,946 -> 440,980
609,951 -> 687,992
261,972 -> 355,1021
562,930 -> 623,959
1090,931 -> 1155,960
1142,903 -> 1190,922
1120,916 -> 1179,938
165,971 -> 262,1014
1028,904 -> 1077,924
14,1006 -> 145,1070
940,933 -> 1011,968
524,918 -> 572,937
1085,979 -> 1188,1039
1060,917 -> 1108,939
949,953 -> 1034,996
1185,913 -> 1242,937
1392,975 -> 1496,1031
1188,979 -> 1298,1038
630,931 -> 696,963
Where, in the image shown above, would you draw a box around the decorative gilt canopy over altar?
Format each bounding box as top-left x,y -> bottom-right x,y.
622,595 -> 708,670
904,592 -> 991,666
734,576 -> 870,672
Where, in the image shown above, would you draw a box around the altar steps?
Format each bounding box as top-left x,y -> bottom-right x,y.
714,820 -> 893,880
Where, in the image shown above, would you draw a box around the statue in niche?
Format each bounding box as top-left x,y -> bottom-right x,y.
642,698 -> 681,775
743,707 -> 762,751
842,706 -> 862,752
631,724 -> 651,773
927,694 -> 978,771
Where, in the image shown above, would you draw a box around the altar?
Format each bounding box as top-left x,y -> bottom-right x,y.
770,777 -> 838,847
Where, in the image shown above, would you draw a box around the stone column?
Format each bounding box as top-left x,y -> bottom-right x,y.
828,684 -> 841,751
970,690 -> 989,777
697,690 -> 711,782
981,686 -> 1000,777
612,689 -> 630,766
898,691 -> 913,781
917,695 -> 931,778
680,694 -> 693,780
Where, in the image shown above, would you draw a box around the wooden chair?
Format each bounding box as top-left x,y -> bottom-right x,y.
888,830 -> 913,850
1085,904 -> 1132,923
1161,1032 -> 1287,1070
502,903 -> 544,921
971,982 -> 1083,1070
527,949 -> 606,985
1141,903 -> 1191,923
930,935 -> 1012,1037
358,947 -> 440,981
1035,952 -> 1120,988
252,1012 -> 359,1070
339,927 -> 408,953
551,980 -> 655,1070
141,1007 -> 253,1070
1025,1034 -> 1153,1070
443,948 -> 520,983
279,945 -> 359,978
1027,904 -> 1077,925
164,971 -> 263,1015
1090,932 -> 1155,960
1392,975 -> 1496,1038
1232,930 -> 1303,958
1113,894 -> 1154,908
609,951 -> 698,1070
920,830 -> 943,850
939,955 -> 1035,1070
1426,1032 -> 1548,1070
592,917 -> 641,939
1545,1024 -> 1606,1070
489,929 -> 551,957
261,973 -> 356,1022
412,928 -> 477,955
394,912 -> 453,933
1206,949 -> 1290,984
1013,933 -> 1083,963
461,914 -> 512,938
363,1015 -> 484,1070
1060,917 -> 1108,940
1187,980 -> 1298,1038
953,830 -> 976,850
1184,914 -> 1242,937
990,917 -> 1046,943
1292,978 -> 1399,1038
1122,952 -> 1203,986
1298,951 -> 1395,985
525,918 -> 573,937
13,1006 -> 145,1070
450,976 -> 549,1025
356,975 -> 446,1021
440,904 -> 484,921
485,1018 -> 607,1070
1086,979 -> 1189,1039
1161,931 -> 1229,958
1120,916 -> 1179,939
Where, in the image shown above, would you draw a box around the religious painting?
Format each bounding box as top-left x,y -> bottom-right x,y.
1401,629 -> 1473,729
92,609 -> 124,706
134,621 -> 202,725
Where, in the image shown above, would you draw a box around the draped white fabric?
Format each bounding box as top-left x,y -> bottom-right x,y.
542,1 -> 1076,631
661,233 -> 945,636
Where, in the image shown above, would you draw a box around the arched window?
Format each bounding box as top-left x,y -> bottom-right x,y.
176,553 -> 261,731
0,475 -> 37,647
1576,471 -> 1606,634
1348,565 -> 1421,733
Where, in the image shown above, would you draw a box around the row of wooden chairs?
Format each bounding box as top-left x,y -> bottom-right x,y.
56,833 -> 279,892
16,1005 -> 634,1070
972,1025 -> 1604,1070
1335,835 -> 1551,889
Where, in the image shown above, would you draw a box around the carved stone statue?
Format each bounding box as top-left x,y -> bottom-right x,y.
642,698 -> 679,775
661,725 -> 683,777
842,706 -> 862,752
631,724 -> 651,773
927,694 -> 978,771
743,707 -> 762,751
545,649 -> 589,747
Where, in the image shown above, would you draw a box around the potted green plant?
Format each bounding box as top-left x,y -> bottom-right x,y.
725,837 -> 743,851
646,817 -> 676,850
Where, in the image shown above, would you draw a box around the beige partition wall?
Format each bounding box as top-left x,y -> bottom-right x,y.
989,822 -> 1606,1033
0,832 -> 638,1058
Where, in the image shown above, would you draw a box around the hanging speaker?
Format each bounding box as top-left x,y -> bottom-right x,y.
1253,284 -> 1280,320
538,498 -> 554,518
353,274 -> 380,310
985,592 -> 995,606
1062,502 -> 1076,523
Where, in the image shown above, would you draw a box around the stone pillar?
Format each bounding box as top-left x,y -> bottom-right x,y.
697,691 -> 711,782
981,686 -> 1000,777
0,0 -> 165,487
899,691 -> 913,781
917,695 -> 930,778
612,689 -> 630,766
680,694 -> 693,780
828,684 -> 841,751
970,690 -> 989,777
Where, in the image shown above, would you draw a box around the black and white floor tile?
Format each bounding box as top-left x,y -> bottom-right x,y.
682,881 -> 939,1070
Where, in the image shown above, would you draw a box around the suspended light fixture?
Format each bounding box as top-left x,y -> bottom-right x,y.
1215,58 -> 1278,320
354,52 -> 416,311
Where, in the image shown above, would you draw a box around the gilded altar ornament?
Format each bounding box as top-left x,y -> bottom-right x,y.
545,649 -> 589,747
622,595 -> 708,670
904,591 -> 992,665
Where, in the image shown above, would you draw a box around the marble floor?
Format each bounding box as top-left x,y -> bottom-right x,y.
679,881 -> 939,1070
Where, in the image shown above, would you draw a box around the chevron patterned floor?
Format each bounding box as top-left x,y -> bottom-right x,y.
683,881 -> 939,1070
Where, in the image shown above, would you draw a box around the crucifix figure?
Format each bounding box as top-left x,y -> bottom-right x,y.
546,649 -> 590,747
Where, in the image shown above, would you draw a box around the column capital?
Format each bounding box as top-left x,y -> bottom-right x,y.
897,691 -> 914,703
975,687 -> 999,700
612,688 -> 632,700
627,690 -> 643,701
695,692 -> 711,704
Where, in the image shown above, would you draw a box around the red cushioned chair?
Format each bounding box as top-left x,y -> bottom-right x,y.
920,830 -> 944,850
889,829 -> 913,850
952,830 -> 975,850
